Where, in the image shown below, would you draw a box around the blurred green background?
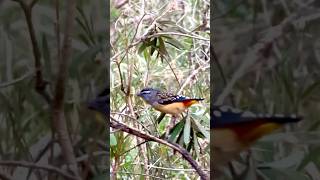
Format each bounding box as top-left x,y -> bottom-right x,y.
0,0 -> 107,179
214,0 -> 320,179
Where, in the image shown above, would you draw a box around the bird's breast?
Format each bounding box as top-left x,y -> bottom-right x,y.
153,102 -> 186,115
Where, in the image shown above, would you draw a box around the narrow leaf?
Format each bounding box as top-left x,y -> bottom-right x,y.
183,115 -> 191,145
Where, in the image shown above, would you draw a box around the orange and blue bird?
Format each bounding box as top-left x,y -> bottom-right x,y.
136,87 -> 204,117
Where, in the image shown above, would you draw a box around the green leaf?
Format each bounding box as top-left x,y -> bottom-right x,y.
138,42 -> 148,55
193,130 -> 200,157
150,38 -> 157,56
169,121 -> 184,142
158,37 -> 168,58
297,146 -> 320,170
183,115 -> 191,145
77,33 -> 91,46
143,46 -> 151,61
301,81 -> 320,100
164,36 -> 185,50
110,133 -> 117,146
191,116 -> 209,139
259,150 -> 305,169
196,131 -> 205,138
76,6 -> 95,44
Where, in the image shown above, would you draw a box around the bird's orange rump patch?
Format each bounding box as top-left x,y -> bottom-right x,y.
182,100 -> 199,107
228,120 -> 281,144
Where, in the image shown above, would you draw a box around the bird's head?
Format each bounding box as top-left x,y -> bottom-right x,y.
136,87 -> 160,105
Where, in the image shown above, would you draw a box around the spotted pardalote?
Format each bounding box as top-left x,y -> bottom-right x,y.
136,87 -> 204,117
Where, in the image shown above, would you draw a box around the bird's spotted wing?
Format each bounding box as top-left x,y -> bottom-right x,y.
157,92 -> 186,104
211,105 -> 302,128
157,92 -> 204,107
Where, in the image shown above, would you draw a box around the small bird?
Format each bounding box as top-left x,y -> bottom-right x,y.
211,105 -> 302,175
136,87 -> 204,117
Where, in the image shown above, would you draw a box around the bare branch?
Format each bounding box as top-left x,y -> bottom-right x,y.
11,0 -> 51,104
52,0 -> 80,179
0,160 -> 76,179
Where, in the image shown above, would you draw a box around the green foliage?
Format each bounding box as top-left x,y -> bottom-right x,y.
0,0 -> 107,179
215,1 -> 320,179
110,0 -> 209,179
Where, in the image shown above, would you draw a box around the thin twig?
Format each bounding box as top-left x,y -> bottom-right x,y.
148,32 -> 209,41
163,56 -> 181,88
132,163 -> 210,172
50,0 -> 60,179
11,0 -> 51,104
113,14 -> 147,97
118,141 -> 148,157
178,64 -> 209,94
0,161 -> 76,180
0,71 -> 33,88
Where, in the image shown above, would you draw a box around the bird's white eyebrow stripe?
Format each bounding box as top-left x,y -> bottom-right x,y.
141,90 -> 150,94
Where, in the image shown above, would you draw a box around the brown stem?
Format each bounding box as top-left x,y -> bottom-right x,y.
11,0 -> 51,104
52,0 -> 80,179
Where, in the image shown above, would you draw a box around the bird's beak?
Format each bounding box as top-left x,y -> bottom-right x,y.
136,92 -> 141,97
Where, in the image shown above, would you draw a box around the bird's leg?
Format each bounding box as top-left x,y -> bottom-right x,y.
172,115 -> 177,125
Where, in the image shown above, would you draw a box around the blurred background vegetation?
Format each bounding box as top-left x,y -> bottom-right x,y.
214,0 -> 320,179
110,0 -> 210,179
0,0 -> 107,179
